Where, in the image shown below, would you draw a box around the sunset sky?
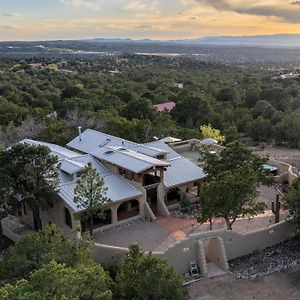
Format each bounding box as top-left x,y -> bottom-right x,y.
1,0 -> 300,41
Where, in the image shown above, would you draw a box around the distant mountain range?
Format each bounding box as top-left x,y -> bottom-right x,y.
86,34 -> 300,47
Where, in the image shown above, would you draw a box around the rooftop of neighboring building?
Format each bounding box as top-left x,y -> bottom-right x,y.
154,101 -> 176,112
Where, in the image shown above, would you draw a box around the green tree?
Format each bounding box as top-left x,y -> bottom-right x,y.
202,141 -> 271,183
199,168 -> 266,230
0,225 -> 91,282
0,144 -> 59,230
74,163 -> 111,236
223,125 -> 238,143
248,117 -> 273,142
275,112 -> 300,148
0,98 -> 29,125
199,142 -> 273,229
284,177 -> 300,226
113,244 -> 186,300
0,261 -> 112,300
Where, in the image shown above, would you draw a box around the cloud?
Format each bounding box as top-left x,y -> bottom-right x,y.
0,24 -> 19,29
194,0 -> 300,23
291,0 -> 300,5
2,12 -> 22,17
124,1 -> 147,11
124,0 -> 160,14
60,0 -> 102,11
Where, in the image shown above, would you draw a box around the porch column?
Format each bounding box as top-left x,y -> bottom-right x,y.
111,206 -> 118,224
160,169 -> 164,182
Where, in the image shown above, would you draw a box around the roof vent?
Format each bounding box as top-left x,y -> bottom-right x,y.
104,150 -> 114,155
118,147 -> 128,151
99,138 -> 111,148
78,126 -> 82,142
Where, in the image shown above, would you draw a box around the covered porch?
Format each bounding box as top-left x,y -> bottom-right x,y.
165,180 -> 203,209
90,198 -> 143,233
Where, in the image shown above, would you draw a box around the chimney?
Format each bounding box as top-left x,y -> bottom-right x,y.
78,126 -> 82,142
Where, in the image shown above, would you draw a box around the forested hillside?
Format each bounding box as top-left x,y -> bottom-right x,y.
1,55 -> 300,148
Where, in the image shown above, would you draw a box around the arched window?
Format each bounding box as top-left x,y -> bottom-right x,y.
64,207 -> 72,229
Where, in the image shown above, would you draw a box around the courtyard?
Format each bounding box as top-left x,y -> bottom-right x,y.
94,185 -> 289,251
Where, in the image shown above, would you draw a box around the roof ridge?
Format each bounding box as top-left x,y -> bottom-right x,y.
112,146 -> 169,166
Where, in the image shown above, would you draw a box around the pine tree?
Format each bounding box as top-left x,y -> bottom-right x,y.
74,163 -> 111,236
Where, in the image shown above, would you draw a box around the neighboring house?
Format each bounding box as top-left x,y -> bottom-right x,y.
154,101 -> 176,112
1,130 -> 206,239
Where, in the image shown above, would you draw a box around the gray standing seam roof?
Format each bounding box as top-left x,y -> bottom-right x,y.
67,129 -> 170,173
19,139 -> 143,212
145,140 -> 206,188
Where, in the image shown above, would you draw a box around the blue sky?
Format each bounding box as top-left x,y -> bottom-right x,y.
1,0 -> 300,40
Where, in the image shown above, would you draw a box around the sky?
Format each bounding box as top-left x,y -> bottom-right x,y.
1,0 -> 300,41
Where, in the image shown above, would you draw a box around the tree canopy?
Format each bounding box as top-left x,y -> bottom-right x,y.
0,261 -> 112,300
113,244 -> 186,300
1,56 -> 300,148
198,142 -> 273,229
0,143 -> 59,230
0,225 -> 91,282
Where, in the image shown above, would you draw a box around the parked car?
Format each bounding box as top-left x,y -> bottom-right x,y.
189,261 -> 200,278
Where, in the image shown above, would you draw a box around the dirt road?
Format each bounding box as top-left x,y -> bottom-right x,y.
187,265 -> 300,300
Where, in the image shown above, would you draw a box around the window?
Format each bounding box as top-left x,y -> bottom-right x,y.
64,207 -> 72,229
23,202 -> 27,215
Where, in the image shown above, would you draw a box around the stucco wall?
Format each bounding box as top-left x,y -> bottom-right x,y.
92,220 -> 296,274
20,199 -> 80,237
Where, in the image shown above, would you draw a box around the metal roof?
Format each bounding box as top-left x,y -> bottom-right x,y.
67,129 -> 169,173
145,140 -> 206,188
60,159 -> 86,175
146,140 -> 181,160
164,157 -> 206,188
21,139 -> 80,160
59,155 -> 142,211
67,129 -> 167,158
59,172 -> 143,213
19,139 -> 143,212
200,138 -> 218,145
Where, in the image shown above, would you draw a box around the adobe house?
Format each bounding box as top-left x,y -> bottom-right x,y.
1,130 -> 206,240
67,129 -> 206,216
